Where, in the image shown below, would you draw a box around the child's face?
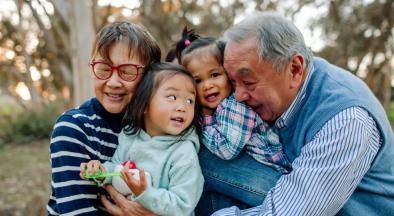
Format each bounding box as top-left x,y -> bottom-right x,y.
186,54 -> 232,114
144,73 -> 196,136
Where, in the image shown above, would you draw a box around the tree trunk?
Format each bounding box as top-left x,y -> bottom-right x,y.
52,0 -> 95,106
69,0 -> 95,105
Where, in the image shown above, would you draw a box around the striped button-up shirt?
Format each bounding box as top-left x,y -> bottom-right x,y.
212,67 -> 382,216
202,93 -> 291,173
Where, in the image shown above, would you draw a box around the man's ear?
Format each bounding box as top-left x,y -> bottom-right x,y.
289,54 -> 305,88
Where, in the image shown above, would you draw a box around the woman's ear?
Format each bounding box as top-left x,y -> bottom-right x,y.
289,54 -> 305,89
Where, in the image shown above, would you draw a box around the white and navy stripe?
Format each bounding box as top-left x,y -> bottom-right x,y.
47,98 -> 123,215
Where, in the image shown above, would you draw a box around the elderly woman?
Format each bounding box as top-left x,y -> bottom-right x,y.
47,21 -> 160,215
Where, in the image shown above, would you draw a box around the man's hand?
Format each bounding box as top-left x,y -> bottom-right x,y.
101,185 -> 156,216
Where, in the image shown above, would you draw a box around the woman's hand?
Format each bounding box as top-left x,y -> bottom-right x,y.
79,160 -> 106,180
101,185 -> 156,216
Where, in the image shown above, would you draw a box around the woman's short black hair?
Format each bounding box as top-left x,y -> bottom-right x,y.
91,21 -> 161,65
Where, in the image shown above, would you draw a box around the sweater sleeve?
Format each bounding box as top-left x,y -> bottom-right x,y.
102,130 -> 129,185
202,95 -> 256,160
48,114 -> 101,215
134,144 -> 204,216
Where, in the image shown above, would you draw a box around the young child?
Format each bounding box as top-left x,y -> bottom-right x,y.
176,36 -> 291,173
80,63 -> 204,216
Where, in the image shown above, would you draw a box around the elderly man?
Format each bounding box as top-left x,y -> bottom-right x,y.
197,11 -> 394,216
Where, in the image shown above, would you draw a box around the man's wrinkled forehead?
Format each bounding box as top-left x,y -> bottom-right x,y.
224,39 -> 256,75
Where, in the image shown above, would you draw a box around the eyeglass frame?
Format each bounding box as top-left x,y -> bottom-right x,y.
90,61 -> 145,82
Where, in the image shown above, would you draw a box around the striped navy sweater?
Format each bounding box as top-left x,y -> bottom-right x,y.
47,98 -> 123,215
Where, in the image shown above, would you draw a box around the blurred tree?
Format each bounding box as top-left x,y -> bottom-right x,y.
304,0 -> 393,109
96,0 -> 251,60
1,0 -> 392,111
0,0 -> 252,107
0,0 -> 74,106
51,0 -> 95,105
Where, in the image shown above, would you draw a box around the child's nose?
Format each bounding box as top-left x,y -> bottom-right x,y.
176,102 -> 186,112
202,80 -> 213,90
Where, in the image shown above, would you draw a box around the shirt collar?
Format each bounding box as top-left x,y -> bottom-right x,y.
275,65 -> 314,128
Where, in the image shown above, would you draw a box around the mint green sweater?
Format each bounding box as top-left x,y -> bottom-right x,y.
103,128 -> 204,216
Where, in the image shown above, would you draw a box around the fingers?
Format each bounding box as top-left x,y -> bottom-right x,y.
123,161 -> 132,172
80,163 -> 87,179
99,164 -> 107,173
100,194 -> 122,216
104,184 -> 156,216
104,185 -> 129,209
122,169 -> 138,191
139,169 -> 147,188
86,160 -> 102,175
121,169 -> 147,196
121,163 -> 139,193
80,160 -> 103,179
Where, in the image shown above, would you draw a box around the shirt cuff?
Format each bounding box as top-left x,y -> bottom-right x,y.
212,206 -> 242,216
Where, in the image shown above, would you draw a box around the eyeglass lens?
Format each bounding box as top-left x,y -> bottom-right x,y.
93,63 -> 138,81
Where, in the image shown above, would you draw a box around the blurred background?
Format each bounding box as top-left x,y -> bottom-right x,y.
0,0 -> 393,215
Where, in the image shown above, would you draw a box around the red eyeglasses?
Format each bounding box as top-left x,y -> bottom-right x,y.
90,61 -> 145,82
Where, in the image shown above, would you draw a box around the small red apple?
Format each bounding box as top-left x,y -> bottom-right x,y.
121,160 -> 136,169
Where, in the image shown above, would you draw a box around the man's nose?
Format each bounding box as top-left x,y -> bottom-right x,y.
234,87 -> 249,102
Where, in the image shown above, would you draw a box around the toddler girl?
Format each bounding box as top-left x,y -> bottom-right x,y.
80,63 -> 204,216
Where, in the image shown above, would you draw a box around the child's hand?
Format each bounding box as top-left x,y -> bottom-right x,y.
79,160 -> 106,181
121,162 -> 148,196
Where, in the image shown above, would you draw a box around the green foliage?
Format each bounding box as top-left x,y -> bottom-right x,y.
0,102 -> 64,144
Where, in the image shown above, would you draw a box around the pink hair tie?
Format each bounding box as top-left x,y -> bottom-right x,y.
185,39 -> 191,46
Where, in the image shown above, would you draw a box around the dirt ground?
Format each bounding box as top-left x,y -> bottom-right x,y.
0,139 -> 51,216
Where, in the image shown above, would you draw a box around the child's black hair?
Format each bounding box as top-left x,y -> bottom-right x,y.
173,26 -> 200,63
122,62 -> 202,139
177,37 -> 226,67
165,48 -> 176,62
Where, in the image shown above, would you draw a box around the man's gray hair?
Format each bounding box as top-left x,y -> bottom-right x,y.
223,11 -> 313,73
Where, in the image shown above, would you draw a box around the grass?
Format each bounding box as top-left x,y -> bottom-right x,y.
0,140 -> 51,215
